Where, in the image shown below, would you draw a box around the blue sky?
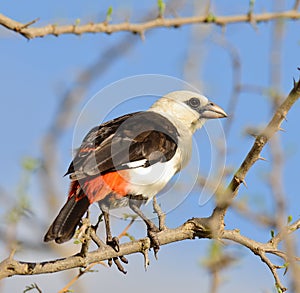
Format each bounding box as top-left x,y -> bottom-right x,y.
0,1 -> 300,292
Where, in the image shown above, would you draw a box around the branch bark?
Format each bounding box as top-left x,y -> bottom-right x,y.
0,10 -> 300,40
0,218 -> 210,279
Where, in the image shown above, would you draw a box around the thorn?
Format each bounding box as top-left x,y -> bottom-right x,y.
258,156 -> 267,162
142,247 -> 150,271
154,247 -> 159,260
20,18 -> 40,29
141,238 -> 151,270
278,127 -> 286,132
234,175 -> 245,186
139,30 -> 145,41
9,248 -> 16,260
241,178 -> 247,188
249,19 -> 258,31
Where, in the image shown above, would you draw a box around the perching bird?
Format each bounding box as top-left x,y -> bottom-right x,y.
44,90 -> 227,250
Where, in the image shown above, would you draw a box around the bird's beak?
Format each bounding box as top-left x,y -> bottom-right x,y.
200,102 -> 227,119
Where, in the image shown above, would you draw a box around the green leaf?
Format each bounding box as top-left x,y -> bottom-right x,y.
209,240 -> 222,261
270,229 -> 275,238
122,213 -> 137,220
106,6 -> 113,22
249,0 -> 255,11
157,0 -> 166,17
124,232 -> 135,241
21,157 -> 39,172
287,215 -> 293,224
283,262 -> 289,275
205,13 -> 216,23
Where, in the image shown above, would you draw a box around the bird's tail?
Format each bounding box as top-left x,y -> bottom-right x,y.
44,194 -> 90,244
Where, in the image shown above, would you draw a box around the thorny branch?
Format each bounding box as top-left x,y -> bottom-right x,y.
0,218 -> 210,279
211,77 -> 300,227
0,78 -> 300,292
58,218 -> 135,293
208,77 -> 300,292
0,9 -> 300,40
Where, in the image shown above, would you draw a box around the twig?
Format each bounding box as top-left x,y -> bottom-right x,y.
222,230 -> 288,292
269,218 -> 300,247
211,77 -> 300,228
212,36 -> 241,137
58,263 -> 102,293
267,14 -> 300,290
210,270 -> 220,293
0,10 -> 300,39
118,217 -> 136,239
258,251 -> 286,292
294,0 -> 300,10
24,283 -> 42,293
231,200 -> 276,227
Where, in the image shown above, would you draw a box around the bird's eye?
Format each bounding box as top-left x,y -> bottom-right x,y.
188,97 -> 200,108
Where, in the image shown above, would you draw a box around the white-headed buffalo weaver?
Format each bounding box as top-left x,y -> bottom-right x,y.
44,90 -> 227,253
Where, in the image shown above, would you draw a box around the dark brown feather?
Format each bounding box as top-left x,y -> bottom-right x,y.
66,111 -> 179,179
44,195 -> 90,243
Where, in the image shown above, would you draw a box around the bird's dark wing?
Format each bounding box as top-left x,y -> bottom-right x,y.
65,111 -> 179,179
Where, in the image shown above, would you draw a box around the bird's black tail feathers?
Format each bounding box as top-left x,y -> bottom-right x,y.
44,195 -> 90,244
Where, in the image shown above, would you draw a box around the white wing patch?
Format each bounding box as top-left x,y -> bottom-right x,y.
126,149 -> 183,199
122,159 -> 147,169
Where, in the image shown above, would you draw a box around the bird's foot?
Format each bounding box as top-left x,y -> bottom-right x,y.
106,236 -> 120,252
106,235 -> 128,274
147,224 -> 160,259
107,255 -> 128,274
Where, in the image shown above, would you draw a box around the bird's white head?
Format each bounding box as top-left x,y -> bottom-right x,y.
149,90 -> 227,133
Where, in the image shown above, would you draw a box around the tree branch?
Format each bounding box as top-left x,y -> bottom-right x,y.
1,216 -> 299,293
222,223 -> 300,293
0,10 -> 300,40
0,217 -> 210,279
211,77 -> 300,227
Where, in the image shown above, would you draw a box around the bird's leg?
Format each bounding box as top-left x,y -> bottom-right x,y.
90,214 -> 106,248
152,196 -> 167,231
129,196 -> 160,257
100,204 -> 119,252
99,203 -> 128,274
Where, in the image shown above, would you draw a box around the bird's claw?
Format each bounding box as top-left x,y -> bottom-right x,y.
108,256 -> 128,274
107,236 -> 120,252
106,236 -> 128,274
147,226 -> 160,259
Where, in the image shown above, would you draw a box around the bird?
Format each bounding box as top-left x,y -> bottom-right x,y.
44,90 -> 227,251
